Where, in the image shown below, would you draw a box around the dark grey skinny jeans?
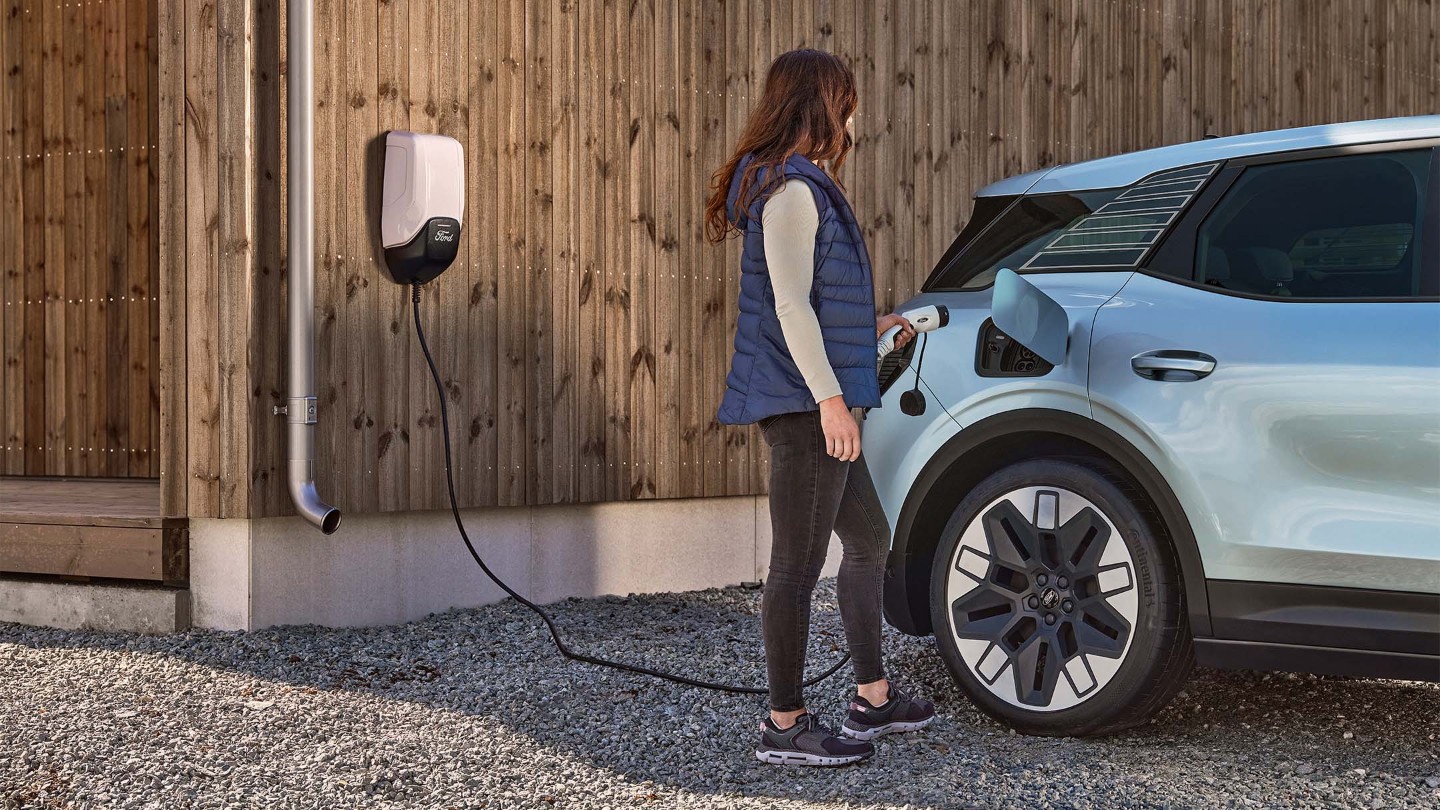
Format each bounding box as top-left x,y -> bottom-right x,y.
757,409 -> 890,712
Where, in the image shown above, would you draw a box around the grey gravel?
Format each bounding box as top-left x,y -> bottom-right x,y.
2,579 -> 1437,809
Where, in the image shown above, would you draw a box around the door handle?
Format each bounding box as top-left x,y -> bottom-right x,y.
1131,350 -> 1216,381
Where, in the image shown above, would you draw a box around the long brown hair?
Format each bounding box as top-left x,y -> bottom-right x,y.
704,49 -> 857,243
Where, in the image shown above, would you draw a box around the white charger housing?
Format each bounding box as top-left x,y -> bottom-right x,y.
380,131 -> 465,284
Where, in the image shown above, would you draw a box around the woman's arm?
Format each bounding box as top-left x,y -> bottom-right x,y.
764,179 -> 860,461
763,179 -> 843,404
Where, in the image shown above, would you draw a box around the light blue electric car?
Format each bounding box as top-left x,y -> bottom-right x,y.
863,116 -> 1440,736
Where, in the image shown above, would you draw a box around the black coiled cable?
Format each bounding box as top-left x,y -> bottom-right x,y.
410,282 -> 851,694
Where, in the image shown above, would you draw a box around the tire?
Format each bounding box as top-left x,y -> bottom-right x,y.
928,457 -> 1193,736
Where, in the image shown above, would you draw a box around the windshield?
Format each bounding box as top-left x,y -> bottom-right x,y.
924,190 -> 1122,291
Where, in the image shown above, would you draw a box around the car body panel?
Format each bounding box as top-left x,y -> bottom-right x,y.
865,271 -> 1134,531
1089,271 -> 1440,594
869,116 -> 1434,662
877,116 -> 1440,697
977,116 -> 1440,198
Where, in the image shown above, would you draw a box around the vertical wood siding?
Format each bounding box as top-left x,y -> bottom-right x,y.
151,0 -> 268,517
34,0 -> 1439,517
1,0 -> 160,479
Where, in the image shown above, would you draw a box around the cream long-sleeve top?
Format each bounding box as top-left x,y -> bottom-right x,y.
762,178 -> 844,404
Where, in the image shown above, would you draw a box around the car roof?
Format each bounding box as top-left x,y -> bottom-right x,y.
977,115 -> 1440,197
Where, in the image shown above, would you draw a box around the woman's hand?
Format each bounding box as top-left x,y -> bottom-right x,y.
877,312 -> 916,350
818,395 -> 861,461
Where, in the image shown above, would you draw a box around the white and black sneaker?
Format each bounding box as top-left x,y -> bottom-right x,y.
840,686 -> 937,740
755,713 -> 875,767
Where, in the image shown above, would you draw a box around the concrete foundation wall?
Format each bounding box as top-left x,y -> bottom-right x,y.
0,580 -> 190,634
190,496 -> 841,630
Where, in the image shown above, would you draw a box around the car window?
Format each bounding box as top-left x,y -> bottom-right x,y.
924,162 -> 1219,292
1194,149 -> 1433,300
1020,163 -> 1218,273
922,194 -> 1017,289
1288,223 -> 1412,273
924,191 -> 1121,291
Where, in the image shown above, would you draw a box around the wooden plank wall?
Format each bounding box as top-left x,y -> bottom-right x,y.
158,0 -> 1437,519
0,0 -> 160,479
154,0 -> 275,518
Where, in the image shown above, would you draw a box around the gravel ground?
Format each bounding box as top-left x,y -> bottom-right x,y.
2,580 -> 1437,810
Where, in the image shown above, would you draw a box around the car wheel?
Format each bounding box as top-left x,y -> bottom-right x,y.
928,458 -> 1192,736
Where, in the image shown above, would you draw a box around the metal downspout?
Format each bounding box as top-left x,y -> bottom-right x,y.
282,0 -> 341,533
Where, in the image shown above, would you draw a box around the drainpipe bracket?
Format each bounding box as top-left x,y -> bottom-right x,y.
282,397 -> 318,425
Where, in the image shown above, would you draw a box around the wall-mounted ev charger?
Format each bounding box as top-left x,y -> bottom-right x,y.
377,131 -> 848,696
380,131 -> 465,285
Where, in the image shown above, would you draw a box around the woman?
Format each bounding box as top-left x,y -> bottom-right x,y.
705,49 -> 937,767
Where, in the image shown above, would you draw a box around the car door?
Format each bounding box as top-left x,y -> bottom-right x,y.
1088,144 -> 1440,600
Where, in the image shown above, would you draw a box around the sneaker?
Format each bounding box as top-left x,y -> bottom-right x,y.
755,713 -> 875,767
840,686 -> 937,740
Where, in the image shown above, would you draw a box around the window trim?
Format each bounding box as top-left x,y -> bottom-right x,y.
1144,164 -> 1244,281
1136,140 -> 1440,304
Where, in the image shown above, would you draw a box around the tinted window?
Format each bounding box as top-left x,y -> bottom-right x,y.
923,195 -> 1016,289
1194,149 -> 1433,299
924,191 -> 1120,291
924,162 -> 1219,291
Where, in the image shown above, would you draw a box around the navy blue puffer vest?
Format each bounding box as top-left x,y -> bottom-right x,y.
716,154 -> 881,425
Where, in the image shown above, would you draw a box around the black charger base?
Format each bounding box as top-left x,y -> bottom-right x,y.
382,217 -> 462,285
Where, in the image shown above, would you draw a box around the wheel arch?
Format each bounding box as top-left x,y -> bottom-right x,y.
883,408 -> 1211,637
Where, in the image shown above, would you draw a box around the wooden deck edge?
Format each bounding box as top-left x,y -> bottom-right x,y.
0,522 -> 188,583
0,512 -> 171,529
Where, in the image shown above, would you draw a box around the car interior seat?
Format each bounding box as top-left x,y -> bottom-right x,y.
1249,247 -> 1295,296
1235,246 -> 1295,296
1200,247 -> 1231,288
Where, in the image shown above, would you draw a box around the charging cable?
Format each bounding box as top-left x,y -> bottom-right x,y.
409,283 -> 851,695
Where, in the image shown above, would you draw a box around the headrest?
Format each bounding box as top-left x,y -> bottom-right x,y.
1241,247 -> 1294,283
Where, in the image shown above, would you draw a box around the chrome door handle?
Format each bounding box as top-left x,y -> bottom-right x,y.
1131,350 -> 1217,381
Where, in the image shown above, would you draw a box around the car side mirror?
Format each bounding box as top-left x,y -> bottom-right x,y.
991,268 -> 1069,366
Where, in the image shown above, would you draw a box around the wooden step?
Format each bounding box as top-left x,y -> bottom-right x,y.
0,478 -> 187,585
